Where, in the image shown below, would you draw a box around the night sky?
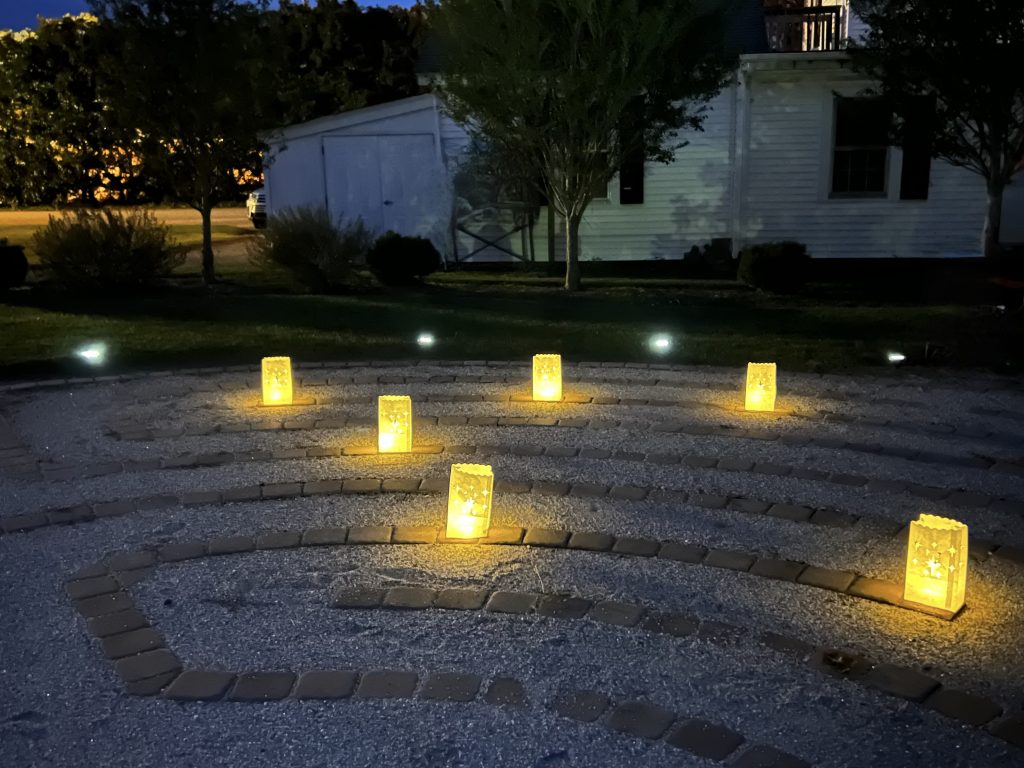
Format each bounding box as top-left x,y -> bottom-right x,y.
0,1 -> 412,32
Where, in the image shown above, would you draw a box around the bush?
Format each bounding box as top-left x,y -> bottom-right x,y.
737,241 -> 811,293
0,239 -> 29,290
682,240 -> 735,278
367,231 -> 441,285
249,206 -> 373,292
33,209 -> 184,292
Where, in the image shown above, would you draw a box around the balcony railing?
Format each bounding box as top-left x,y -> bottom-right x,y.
764,4 -> 847,52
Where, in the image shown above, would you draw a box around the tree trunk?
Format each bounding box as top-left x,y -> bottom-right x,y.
200,204 -> 215,284
564,213 -> 582,291
984,182 -> 1004,260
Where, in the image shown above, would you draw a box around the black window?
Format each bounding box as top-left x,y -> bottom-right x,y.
899,96 -> 934,200
831,97 -> 890,197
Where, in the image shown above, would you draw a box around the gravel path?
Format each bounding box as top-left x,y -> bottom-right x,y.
2,362 -> 1023,768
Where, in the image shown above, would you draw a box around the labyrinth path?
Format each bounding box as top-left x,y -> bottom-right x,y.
1,360 -> 1023,767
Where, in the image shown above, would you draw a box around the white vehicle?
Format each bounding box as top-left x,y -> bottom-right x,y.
246,188 -> 267,228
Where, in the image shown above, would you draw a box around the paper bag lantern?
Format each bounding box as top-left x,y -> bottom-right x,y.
261,356 -> 293,405
378,395 -> 413,453
446,463 -> 494,539
904,514 -> 967,613
533,354 -> 562,402
745,362 -> 776,412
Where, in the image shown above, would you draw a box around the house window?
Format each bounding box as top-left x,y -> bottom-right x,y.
831,97 -> 890,197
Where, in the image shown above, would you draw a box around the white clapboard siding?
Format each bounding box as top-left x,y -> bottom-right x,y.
570,89 -> 736,261
740,68 -> 987,258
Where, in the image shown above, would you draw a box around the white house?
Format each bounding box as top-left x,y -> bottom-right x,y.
262,0 -> 1024,265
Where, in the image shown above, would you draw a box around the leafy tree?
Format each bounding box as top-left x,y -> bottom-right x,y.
269,0 -> 425,126
433,0 -> 736,290
0,15 -> 154,207
89,0 -> 268,283
849,0 -> 1024,259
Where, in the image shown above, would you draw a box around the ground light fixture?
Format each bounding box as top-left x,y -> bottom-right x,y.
532,354 -> 562,401
745,362 -> 777,412
261,356 -> 293,406
446,463 -> 494,539
75,342 -> 108,366
648,334 -> 672,354
887,351 -> 907,364
378,395 -> 413,453
904,513 -> 968,614
417,333 -> 435,348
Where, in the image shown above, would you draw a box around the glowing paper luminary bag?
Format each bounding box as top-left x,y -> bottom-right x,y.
533,354 -> 562,401
744,362 -> 776,412
378,395 -> 413,453
445,464 -> 494,539
261,356 -> 293,405
904,514 -> 968,613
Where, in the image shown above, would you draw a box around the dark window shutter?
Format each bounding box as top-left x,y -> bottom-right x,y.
619,149 -> 644,204
900,97 -> 934,200
618,99 -> 645,205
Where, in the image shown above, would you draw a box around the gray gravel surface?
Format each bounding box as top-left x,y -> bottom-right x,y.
2,363 -> 1023,768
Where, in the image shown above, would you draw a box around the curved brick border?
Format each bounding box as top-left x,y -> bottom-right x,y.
63,535 -> 1022,752
30,496 -> 974,623
69,424 -> 1024,513
7,474 -> 1023,576
9,356 -> 1019,400
104,392 -> 1024,472
7,359 -> 1022,451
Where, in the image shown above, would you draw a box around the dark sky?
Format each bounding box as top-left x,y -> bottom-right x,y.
0,1 -> 411,32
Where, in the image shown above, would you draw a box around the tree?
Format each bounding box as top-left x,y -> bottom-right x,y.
269,0 -> 425,126
849,0 -> 1024,260
90,0 -> 268,283
433,0 -> 735,290
0,15 -> 157,207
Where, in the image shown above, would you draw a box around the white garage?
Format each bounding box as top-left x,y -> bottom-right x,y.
262,94 -> 461,259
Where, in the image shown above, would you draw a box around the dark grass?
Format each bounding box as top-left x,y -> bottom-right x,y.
1,267 -> 1021,381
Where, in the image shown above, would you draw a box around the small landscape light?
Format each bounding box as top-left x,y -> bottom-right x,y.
378,395 -> 413,453
886,351 -> 906,364
417,333 -> 435,347
649,334 -> 672,354
261,356 -> 293,405
446,463 -> 494,539
75,342 -> 108,365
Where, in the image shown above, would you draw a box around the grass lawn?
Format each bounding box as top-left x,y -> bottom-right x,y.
0,207 -> 253,261
1,264 -> 1021,380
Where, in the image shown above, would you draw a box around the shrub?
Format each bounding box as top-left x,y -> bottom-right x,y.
0,239 -> 29,290
682,240 -> 735,278
367,231 -> 441,285
33,209 -> 184,292
737,241 -> 811,293
249,206 -> 373,292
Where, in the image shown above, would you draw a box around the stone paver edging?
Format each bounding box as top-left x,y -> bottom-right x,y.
105,395 -> 1024,475
11,463 -> 1024,572
27,484 -> 981,619
63,533 -> 1023,752
43,431 -> 1024,519
7,357 -> 1023,400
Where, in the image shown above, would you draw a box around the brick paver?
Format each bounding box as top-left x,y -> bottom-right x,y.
294,670 -> 358,700
666,719 -> 745,760
552,690 -> 609,722
164,671 -> 236,701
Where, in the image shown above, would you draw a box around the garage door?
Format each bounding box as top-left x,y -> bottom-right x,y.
322,134 -> 438,238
